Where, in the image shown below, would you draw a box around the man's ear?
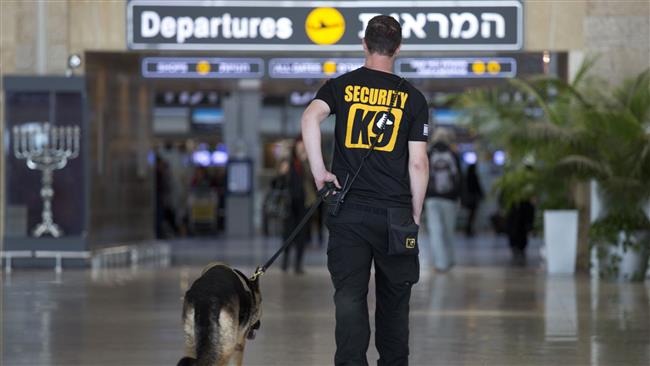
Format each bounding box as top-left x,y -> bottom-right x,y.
362,38 -> 368,53
393,45 -> 401,58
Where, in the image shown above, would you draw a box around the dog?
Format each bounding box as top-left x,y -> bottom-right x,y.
177,263 -> 262,366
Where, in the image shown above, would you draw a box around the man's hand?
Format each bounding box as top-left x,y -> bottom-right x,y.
314,169 -> 341,191
413,214 -> 421,226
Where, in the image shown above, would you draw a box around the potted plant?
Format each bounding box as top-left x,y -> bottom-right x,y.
456,62 -> 650,279
590,213 -> 649,281
456,60 -> 597,274
561,70 -> 650,281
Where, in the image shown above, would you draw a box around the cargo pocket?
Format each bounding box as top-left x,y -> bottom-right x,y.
387,207 -> 420,256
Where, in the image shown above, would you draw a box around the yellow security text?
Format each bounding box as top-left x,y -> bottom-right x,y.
344,85 -> 408,109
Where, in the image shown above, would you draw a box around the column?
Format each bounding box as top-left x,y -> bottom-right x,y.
223,84 -> 262,237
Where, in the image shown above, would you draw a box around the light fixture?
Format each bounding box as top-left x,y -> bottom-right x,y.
68,54 -> 82,69
493,150 -> 506,166
211,150 -> 229,166
542,51 -> 551,64
463,151 -> 478,165
192,150 -> 211,167
66,54 -> 82,77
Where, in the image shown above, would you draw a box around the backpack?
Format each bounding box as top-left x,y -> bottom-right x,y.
429,150 -> 459,195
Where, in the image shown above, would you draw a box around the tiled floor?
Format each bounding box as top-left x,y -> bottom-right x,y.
2,235 -> 650,366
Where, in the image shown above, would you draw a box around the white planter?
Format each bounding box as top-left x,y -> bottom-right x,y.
598,232 -> 649,281
544,210 -> 579,274
618,245 -> 647,281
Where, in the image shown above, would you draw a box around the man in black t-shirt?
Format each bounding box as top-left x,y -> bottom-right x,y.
301,15 -> 429,366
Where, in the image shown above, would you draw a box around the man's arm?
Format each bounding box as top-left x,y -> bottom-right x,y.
408,141 -> 429,225
301,99 -> 341,190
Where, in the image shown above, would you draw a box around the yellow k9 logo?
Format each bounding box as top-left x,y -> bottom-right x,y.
345,104 -> 403,152
405,238 -> 416,249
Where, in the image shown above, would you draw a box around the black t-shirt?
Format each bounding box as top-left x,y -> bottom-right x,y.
315,66 -> 429,208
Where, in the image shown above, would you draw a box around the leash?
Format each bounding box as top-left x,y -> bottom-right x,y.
251,77 -> 405,281
251,185 -> 333,280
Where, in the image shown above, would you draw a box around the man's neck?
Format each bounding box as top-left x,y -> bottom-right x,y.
364,54 -> 394,74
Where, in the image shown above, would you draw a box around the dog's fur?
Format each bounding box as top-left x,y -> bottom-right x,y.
177,263 -> 262,366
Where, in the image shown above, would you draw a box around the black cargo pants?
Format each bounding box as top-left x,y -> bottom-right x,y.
326,204 -> 420,366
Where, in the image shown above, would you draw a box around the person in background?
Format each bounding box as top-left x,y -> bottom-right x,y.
462,162 -> 484,237
155,153 -> 178,238
159,142 -> 184,233
170,142 -> 191,235
190,166 -> 214,189
281,138 -> 311,274
263,159 -> 290,236
505,165 -> 536,266
213,167 -> 227,231
425,128 -> 462,272
506,200 -> 536,266
300,142 -> 321,248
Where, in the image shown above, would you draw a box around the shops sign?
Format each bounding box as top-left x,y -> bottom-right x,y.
142,57 -> 264,78
127,1 -> 523,51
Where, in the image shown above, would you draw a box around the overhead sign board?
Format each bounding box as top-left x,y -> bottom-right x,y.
127,1 -> 523,51
141,57 -> 264,78
396,57 -> 517,78
142,57 -> 518,79
269,58 -> 364,78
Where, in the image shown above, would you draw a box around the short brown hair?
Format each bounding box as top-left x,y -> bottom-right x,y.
364,15 -> 402,57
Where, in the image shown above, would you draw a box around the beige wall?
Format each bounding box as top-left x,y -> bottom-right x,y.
524,0 -> 649,84
68,1 -> 126,59
1,0 -> 126,75
583,0 -> 650,85
524,1 -> 586,51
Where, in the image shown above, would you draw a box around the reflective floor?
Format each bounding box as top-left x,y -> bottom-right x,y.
3,235 -> 650,366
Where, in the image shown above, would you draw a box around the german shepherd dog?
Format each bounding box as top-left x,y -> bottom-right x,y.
177,263 -> 262,366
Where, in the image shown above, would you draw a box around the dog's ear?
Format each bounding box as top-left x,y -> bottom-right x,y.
177,357 -> 196,366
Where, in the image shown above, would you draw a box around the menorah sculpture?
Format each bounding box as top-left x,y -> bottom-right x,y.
13,122 -> 80,237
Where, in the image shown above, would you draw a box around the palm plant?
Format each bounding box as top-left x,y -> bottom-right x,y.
560,70 -> 650,280
455,59 -> 598,211
456,61 -> 650,279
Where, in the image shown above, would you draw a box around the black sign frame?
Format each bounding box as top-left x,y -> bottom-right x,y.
127,0 -> 523,51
